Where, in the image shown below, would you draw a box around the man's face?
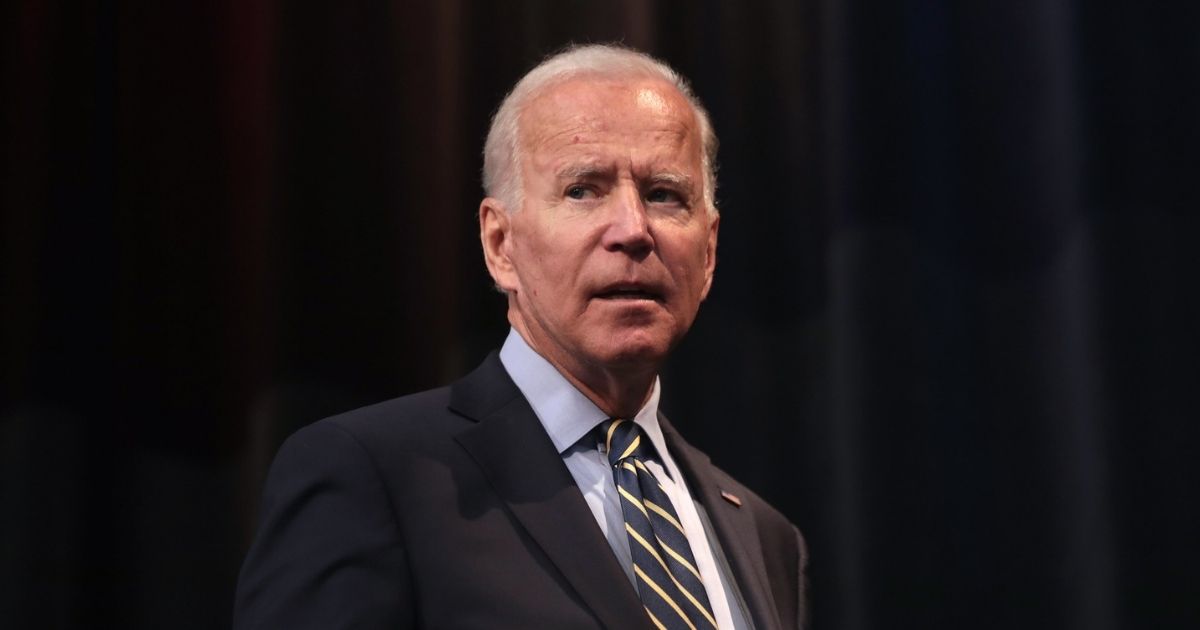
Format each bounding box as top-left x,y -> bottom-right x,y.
485,76 -> 718,376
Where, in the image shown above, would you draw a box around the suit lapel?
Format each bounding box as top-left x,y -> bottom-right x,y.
660,415 -> 782,630
450,355 -> 651,630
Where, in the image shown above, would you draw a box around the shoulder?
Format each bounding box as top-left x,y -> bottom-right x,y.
260,384 -> 463,494
289,348 -> 518,459
325,385 -> 462,440
235,352 -> 525,628
270,349 -> 524,488
272,386 -> 459,465
236,393 -> 459,629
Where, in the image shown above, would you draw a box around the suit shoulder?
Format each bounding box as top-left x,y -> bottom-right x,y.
312,351 -> 514,443
295,385 -> 469,456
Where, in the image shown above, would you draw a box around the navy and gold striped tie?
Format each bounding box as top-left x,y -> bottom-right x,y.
604,418 -> 718,630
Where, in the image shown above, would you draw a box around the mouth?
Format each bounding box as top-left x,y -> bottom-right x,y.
593,283 -> 665,303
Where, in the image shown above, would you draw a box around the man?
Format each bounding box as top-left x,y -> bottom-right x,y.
234,44 -> 807,629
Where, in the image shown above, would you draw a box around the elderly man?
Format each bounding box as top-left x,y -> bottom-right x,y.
234,44 -> 807,630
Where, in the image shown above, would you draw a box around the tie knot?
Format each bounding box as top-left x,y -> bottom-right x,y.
602,418 -> 649,466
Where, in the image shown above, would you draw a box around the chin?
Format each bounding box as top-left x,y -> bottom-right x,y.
588,331 -> 675,369
603,347 -> 665,368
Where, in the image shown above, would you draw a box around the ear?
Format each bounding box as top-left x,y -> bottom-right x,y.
699,212 -> 719,301
479,197 -> 520,292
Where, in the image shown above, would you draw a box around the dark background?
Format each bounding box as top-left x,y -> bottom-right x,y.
3,1 -> 1198,628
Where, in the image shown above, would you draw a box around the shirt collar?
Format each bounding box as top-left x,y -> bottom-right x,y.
498,328 -> 670,465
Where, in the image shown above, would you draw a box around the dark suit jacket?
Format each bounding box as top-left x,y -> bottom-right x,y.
234,353 -> 807,629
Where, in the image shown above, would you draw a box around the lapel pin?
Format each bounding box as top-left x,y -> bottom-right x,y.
720,490 -> 743,507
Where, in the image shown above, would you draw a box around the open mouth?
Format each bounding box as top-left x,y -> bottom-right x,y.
594,285 -> 664,302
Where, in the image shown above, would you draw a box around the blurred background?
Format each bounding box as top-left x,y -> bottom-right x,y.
3,1 -> 1198,628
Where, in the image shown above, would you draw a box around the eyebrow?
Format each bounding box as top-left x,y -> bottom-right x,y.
646,172 -> 695,190
554,163 -> 613,181
553,164 -> 695,191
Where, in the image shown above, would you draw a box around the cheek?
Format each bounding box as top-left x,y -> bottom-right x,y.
519,249 -> 573,304
666,238 -> 709,283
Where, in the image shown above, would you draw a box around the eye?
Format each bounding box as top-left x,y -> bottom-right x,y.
565,184 -> 596,200
646,188 -> 684,205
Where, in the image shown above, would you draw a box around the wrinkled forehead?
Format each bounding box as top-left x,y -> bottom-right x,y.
517,76 -> 700,152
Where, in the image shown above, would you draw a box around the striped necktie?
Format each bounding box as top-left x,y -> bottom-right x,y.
604,418 -> 718,630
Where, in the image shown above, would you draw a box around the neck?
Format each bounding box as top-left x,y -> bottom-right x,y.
562,363 -> 657,420
510,317 -> 658,419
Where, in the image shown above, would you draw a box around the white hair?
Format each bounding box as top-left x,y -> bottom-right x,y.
482,44 -> 719,214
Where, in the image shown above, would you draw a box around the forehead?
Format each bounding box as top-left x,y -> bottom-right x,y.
518,77 -> 700,160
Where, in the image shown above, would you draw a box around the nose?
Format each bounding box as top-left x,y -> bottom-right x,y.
601,183 -> 653,258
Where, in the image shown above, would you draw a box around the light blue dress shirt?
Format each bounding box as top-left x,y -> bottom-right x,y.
499,329 -> 751,630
